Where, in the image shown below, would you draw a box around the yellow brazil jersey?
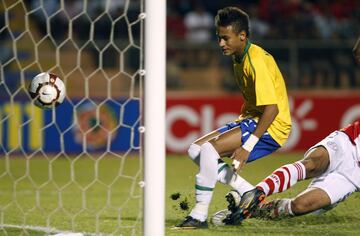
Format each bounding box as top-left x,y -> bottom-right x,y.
233,40 -> 291,146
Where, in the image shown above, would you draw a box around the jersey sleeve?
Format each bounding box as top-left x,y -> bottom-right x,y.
250,57 -> 278,106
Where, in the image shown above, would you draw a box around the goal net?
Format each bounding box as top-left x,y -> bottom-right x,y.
0,0 -> 164,235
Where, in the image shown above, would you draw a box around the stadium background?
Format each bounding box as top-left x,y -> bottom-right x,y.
1,0 -> 360,154
0,0 -> 360,235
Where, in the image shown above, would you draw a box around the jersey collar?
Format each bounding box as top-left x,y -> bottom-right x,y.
234,39 -> 251,63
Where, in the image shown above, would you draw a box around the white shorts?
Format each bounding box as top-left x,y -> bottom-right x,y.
306,131 -> 360,205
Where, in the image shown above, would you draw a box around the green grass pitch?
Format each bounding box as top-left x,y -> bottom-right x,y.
1,153 -> 360,235
167,153 -> 360,236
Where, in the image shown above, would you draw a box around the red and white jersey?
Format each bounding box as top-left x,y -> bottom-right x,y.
341,119 -> 360,158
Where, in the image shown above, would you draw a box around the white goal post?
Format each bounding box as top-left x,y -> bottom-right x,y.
144,0 -> 166,236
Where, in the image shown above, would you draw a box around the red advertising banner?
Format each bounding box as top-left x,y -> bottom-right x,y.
166,94 -> 360,153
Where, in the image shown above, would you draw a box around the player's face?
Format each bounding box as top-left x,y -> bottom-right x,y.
216,25 -> 246,56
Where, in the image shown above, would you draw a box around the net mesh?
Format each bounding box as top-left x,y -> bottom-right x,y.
0,0 -> 143,235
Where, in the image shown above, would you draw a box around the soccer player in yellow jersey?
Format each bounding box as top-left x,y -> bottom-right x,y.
209,36 -> 360,226
176,7 -> 291,229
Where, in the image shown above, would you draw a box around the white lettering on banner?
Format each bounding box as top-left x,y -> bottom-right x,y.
166,104 -> 238,152
297,100 -> 317,133
201,105 -> 238,134
166,105 -> 199,152
295,99 -> 313,119
281,119 -> 300,151
166,97 -> 360,153
281,99 -> 317,151
216,114 -> 239,128
202,105 -> 214,135
340,105 -> 360,127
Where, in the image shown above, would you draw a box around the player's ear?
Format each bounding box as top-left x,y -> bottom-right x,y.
238,31 -> 246,41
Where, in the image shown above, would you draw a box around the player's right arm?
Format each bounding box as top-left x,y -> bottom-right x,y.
251,104 -> 279,139
232,53 -> 280,171
232,104 -> 278,171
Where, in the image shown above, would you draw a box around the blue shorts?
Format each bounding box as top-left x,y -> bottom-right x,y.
217,118 -> 280,162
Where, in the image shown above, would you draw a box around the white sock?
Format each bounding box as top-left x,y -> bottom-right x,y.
229,173 -> 255,195
189,144 -> 254,196
188,143 -> 200,165
218,162 -> 255,195
190,142 -> 219,221
217,161 -> 254,195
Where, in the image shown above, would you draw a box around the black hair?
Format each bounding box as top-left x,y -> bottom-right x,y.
215,7 -> 250,36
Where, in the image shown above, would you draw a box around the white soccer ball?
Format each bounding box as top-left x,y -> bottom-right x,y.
211,190 -> 242,226
211,209 -> 232,226
28,72 -> 66,109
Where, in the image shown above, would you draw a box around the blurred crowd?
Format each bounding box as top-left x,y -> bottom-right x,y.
167,0 -> 360,90
28,0 -> 141,43
167,0 -> 360,41
27,0 -> 141,69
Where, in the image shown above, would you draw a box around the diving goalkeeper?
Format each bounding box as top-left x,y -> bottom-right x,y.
216,119 -> 360,224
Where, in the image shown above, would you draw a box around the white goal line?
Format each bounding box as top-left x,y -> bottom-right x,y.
0,224 -> 111,236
